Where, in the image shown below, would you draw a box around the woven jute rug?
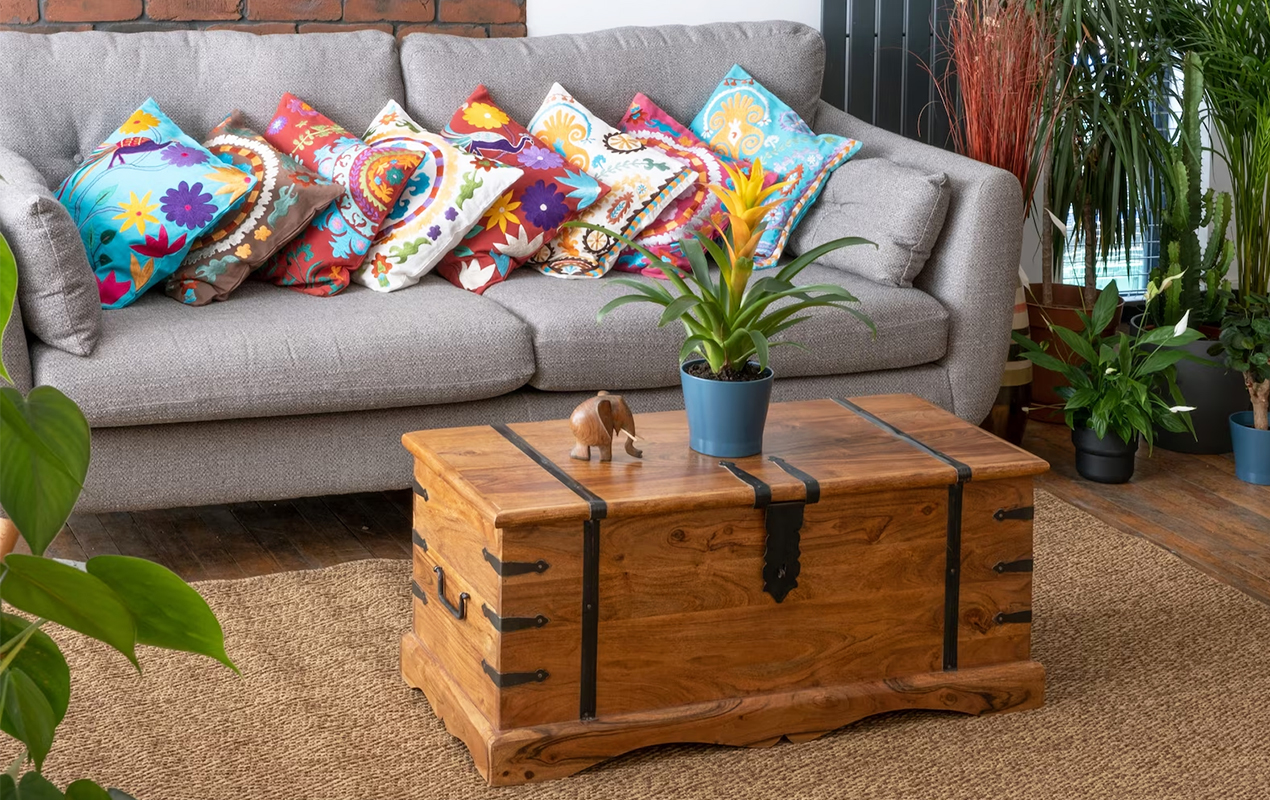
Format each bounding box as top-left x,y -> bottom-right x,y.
19,492 -> 1270,799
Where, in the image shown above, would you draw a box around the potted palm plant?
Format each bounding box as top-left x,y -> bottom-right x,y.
1013,279 -> 1201,483
1028,0 -> 1172,423
1137,52 -> 1242,454
573,161 -> 875,457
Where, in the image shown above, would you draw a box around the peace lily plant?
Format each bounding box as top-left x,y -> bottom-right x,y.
569,160 -> 875,457
1013,276 -> 1202,482
0,221 -> 235,797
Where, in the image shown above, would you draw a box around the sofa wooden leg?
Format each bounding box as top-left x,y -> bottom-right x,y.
0,518 -> 19,559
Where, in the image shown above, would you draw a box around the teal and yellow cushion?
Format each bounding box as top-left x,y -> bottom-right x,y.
691,65 -> 862,268
56,98 -> 256,309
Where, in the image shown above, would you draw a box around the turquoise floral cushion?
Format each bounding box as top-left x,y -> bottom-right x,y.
691,65 -> 862,267
56,98 -> 256,309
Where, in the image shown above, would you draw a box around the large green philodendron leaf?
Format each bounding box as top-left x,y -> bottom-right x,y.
0,233 -> 16,386
0,669 -> 56,771
86,556 -> 237,672
0,556 -> 137,667
0,613 -> 70,725
63,780 -> 111,800
0,385 -> 91,557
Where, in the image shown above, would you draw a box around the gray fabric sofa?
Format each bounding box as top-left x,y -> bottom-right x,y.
0,22 -> 1022,514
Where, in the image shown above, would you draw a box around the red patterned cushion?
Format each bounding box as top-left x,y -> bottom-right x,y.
615,93 -> 747,277
258,93 -> 421,296
434,85 -> 610,294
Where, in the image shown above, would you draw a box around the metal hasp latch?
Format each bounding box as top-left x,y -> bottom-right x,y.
719,456 -> 821,604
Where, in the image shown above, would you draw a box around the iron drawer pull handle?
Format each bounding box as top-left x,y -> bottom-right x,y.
433,565 -> 469,620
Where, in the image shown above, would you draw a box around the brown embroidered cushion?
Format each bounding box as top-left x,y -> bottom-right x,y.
165,111 -> 342,306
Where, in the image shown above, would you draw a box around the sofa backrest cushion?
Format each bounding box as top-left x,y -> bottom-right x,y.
0,31 -> 404,187
399,22 -> 826,134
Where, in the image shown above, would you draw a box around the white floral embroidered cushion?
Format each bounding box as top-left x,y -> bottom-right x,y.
527,83 -> 694,279
358,100 -> 522,293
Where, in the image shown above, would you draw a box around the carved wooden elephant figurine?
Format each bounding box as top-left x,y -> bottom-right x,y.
569,391 -> 642,462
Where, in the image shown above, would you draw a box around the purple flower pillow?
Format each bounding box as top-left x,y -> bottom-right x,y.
56,98 -> 256,309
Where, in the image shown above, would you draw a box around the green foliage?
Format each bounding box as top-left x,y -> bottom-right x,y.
1209,294 -> 1270,383
0,233 -> 235,794
575,223 -> 876,377
0,387 -> 91,557
1012,280 -> 1203,446
1044,0 -> 1175,292
1167,0 -> 1270,298
0,235 -> 15,386
1146,53 -> 1234,327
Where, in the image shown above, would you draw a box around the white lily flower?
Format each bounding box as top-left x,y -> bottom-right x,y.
1173,309 -> 1191,337
1105,367 -> 1117,374
1159,270 -> 1187,292
1168,405 -> 1197,413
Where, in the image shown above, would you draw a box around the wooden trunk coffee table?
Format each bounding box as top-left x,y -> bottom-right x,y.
400,395 -> 1048,785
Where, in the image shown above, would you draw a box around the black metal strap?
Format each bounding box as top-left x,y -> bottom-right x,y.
832,397 -> 973,673
718,461 -> 772,508
482,604 -> 548,633
410,580 -> 428,605
481,660 -> 548,688
492,424 -> 607,520
411,529 -> 428,551
994,506 -> 1035,522
768,456 -> 821,504
994,558 -> 1034,574
411,479 -> 428,501
481,548 -> 548,576
995,610 -> 1033,625
831,398 -> 973,482
490,423 -> 606,722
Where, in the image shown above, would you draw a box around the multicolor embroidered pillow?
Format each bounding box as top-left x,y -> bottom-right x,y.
55,98 -> 256,309
165,111 -> 343,306
436,85 -> 609,294
259,93 -> 422,296
358,100 -> 522,293
691,65 -> 862,268
527,83 -> 694,279
615,93 -> 749,277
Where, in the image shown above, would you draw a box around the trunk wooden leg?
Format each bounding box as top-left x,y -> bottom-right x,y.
0,518 -> 20,559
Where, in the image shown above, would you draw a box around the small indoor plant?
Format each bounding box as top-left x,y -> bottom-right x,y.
1209,294 -> 1270,485
574,160 -> 874,457
1137,52 -> 1242,454
1013,279 -> 1201,483
0,229 -> 235,797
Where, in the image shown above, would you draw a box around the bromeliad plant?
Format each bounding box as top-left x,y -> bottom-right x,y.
574,160 -> 875,379
0,229 -> 236,798
1012,278 -> 1202,447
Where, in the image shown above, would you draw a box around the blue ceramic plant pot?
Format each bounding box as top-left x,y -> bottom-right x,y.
1230,411 -> 1270,486
680,360 -> 775,458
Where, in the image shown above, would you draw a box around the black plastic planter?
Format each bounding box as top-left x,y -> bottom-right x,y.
1071,427 -> 1139,483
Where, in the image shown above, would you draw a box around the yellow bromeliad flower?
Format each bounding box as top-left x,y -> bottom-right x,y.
463,102 -> 510,130
120,109 -> 161,135
706,159 -> 792,303
113,191 -> 159,236
483,191 -> 522,234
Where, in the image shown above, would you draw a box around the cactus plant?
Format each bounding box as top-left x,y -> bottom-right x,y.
1146,52 -> 1234,329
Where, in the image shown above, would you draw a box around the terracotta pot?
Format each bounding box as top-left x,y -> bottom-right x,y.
1026,283 -> 1124,424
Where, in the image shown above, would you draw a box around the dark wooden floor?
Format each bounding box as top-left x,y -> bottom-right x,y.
38,420 -> 1270,605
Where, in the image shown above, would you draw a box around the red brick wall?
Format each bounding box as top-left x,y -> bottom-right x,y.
0,0 -> 526,37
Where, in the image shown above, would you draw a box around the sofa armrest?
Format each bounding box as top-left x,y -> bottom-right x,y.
813,102 -> 1023,423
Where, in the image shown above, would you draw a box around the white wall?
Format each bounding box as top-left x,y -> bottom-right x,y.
527,0 -> 822,37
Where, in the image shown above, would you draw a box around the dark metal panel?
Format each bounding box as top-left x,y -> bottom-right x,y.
876,0 -> 906,134
903,0 -> 935,141
930,0 -> 956,149
846,0 -> 877,122
821,0 -> 849,109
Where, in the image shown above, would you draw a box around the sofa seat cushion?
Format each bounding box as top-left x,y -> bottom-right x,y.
482,263 -> 949,392
31,278 -> 536,427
